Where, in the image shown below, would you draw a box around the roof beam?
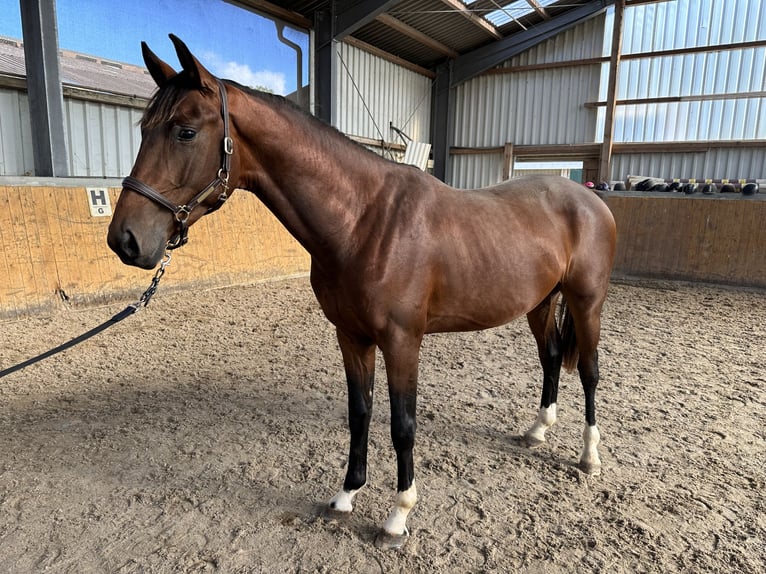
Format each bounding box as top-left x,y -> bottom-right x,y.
526,0 -> 551,20
439,0 -> 502,40
334,0 -> 401,40
451,0 -> 614,86
376,13 -> 459,59
231,0 -> 312,29
343,36 -> 436,77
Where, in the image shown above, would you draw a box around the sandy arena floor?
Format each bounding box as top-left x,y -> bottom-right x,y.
0,276 -> 764,573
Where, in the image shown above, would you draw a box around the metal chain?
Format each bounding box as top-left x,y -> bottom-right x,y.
135,251 -> 172,309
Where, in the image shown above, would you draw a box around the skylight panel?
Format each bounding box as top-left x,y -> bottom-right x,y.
485,1 -> 536,27
484,0 -> 560,27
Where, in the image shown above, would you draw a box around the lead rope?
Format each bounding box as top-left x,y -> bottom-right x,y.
0,251 -> 172,380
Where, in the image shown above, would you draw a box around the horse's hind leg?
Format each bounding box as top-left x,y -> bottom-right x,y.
522,292 -> 563,448
578,348 -> 602,475
325,330 -> 376,518
565,291 -> 607,476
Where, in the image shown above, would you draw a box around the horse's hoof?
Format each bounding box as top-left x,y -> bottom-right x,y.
374,528 -> 409,550
520,433 -> 546,449
322,505 -> 352,522
578,460 -> 602,476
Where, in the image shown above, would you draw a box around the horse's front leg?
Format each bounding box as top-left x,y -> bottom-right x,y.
325,330 -> 376,517
375,331 -> 421,549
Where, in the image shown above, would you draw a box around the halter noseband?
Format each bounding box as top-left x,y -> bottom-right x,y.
122,78 -> 233,250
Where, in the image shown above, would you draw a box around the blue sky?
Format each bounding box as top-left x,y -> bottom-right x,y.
0,0 -> 309,95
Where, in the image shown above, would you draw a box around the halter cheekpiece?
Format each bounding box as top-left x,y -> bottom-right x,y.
122,78 -> 233,249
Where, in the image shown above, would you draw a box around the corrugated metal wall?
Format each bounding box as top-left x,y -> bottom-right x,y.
450,152 -> 504,189
64,99 -> 143,177
606,0 -> 766,181
335,41 -> 432,158
611,0 -> 766,143
0,88 -> 34,176
612,148 -> 766,181
448,1 -> 766,189
0,88 -> 143,178
449,15 -> 605,187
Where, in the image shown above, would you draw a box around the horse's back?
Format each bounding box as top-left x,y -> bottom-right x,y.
431,174 -> 615,260
469,175 -> 615,267
413,175 -> 615,332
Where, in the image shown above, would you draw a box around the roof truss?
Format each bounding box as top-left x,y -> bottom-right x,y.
451,0 -> 614,85
440,0 -> 503,40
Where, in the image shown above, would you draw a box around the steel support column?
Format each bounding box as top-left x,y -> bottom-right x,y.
19,0 -> 69,176
431,62 -> 453,182
314,9 -> 335,124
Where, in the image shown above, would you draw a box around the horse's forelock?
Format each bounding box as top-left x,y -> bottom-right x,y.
140,79 -> 214,131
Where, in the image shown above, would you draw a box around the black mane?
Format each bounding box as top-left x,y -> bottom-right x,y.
141,76 -> 393,164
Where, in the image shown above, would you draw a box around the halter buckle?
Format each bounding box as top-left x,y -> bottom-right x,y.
223,136 -> 234,156
175,206 -> 191,223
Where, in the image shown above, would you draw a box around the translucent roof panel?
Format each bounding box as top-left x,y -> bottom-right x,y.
484,0 -> 559,27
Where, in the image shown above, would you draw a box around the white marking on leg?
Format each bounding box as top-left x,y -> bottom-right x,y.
580,424 -> 602,473
328,485 -> 363,513
382,483 -> 417,536
525,403 -> 557,443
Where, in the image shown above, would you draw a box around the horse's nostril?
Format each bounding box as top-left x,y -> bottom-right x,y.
123,228 -> 140,259
108,225 -> 140,261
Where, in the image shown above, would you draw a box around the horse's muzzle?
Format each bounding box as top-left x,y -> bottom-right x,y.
107,222 -> 165,270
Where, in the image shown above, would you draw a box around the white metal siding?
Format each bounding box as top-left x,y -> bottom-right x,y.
64,99 -> 143,177
612,148 -> 766,181
449,16 -> 605,188
449,152 -> 504,190
335,41 -> 432,154
0,88 -> 34,176
453,15 -> 605,148
453,65 -> 602,148
610,0 -> 766,142
0,88 -> 143,178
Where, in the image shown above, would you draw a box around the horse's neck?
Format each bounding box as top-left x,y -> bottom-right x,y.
237,100 -> 389,264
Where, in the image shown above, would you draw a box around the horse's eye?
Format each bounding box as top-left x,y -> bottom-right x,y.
177,128 -> 197,142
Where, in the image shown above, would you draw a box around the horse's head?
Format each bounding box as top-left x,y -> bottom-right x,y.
107,34 -> 236,269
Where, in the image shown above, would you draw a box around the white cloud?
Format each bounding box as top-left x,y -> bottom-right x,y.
202,51 -> 287,95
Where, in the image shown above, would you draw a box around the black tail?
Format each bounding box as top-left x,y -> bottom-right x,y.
557,296 -> 578,372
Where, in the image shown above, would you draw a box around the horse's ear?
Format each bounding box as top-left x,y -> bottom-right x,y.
141,42 -> 177,87
169,34 -> 215,89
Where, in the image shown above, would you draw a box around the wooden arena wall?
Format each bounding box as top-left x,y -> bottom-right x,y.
1,186 -> 764,318
0,185 -> 310,318
607,195 -> 766,288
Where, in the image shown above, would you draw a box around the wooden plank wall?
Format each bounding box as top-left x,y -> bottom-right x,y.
606,195 -> 766,288
0,186 -> 310,318
1,187 -> 763,319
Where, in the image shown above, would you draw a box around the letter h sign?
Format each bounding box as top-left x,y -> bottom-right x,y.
87,187 -> 112,217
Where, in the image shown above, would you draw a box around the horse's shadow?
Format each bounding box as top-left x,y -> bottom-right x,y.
1,367 -> 588,552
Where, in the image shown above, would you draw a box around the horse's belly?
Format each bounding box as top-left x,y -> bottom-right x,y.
424,259 -> 562,334
424,293 -> 536,334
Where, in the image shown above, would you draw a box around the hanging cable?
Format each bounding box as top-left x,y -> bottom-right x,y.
398,76 -> 437,135
336,47 -> 397,161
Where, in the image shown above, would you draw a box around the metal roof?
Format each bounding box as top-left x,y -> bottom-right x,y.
0,36 -> 156,98
248,0 -> 615,75
0,2 -> 615,94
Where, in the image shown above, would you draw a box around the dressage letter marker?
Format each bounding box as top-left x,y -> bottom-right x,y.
87,187 -> 112,217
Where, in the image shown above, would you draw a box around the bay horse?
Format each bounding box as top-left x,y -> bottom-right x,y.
107,35 -> 617,549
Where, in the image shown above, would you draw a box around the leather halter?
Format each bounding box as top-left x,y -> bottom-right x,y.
122,78 -> 233,250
